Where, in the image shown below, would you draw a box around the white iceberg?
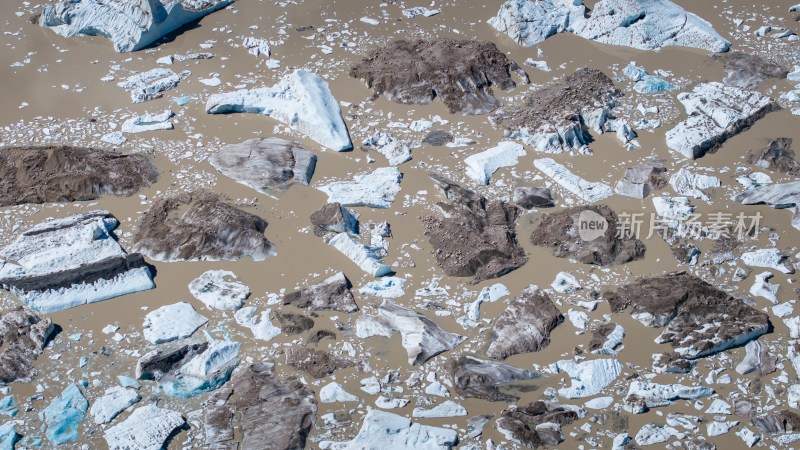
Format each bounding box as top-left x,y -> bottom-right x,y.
39,0 -> 233,52
464,141 -> 526,185
327,233 -> 392,277
318,167 -> 402,208
489,0 -> 730,53
534,158 -> 613,203
207,69 -> 353,151
142,302 -> 207,344
188,270 -> 250,310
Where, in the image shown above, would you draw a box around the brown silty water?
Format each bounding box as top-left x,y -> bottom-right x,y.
0,0 -> 799,448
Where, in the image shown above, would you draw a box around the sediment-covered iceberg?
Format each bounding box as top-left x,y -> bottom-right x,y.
0,210 -> 155,314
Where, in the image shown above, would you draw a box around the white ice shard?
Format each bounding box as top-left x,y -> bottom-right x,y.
142,302 -> 208,344
534,158 -> 613,203
318,167 -> 402,208
0,210 -> 155,314
320,382 -> 360,403
411,400 -> 467,418
327,233 -> 392,277
356,299 -> 465,365
103,405 -> 185,450
39,0 -> 233,52
117,69 -> 181,103
90,387 -> 141,425
489,0 -> 730,53
741,248 -> 795,274
668,167 -> 720,201
464,141 -> 526,185
188,270 -> 250,310
665,83 -> 777,159
592,324 -> 625,356
121,110 -> 174,133
319,409 -> 458,449
749,271 -> 779,304
556,358 -> 622,398
362,133 -> 412,166
234,307 -> 281,341
465,283 -> 510,321
623,381 -> 714,414
567,309 -> 590,331
207,69 -> 353,151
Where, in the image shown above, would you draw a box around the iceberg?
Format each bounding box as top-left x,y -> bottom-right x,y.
0,210 -> 155,314
39,0 -> 234,52
207,70 -> 353,151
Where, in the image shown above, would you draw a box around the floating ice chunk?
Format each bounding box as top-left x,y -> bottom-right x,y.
557,359 -> 622,398
318,409 -> 457,449
357,300 -> 465,365
199,77 -> 221,86
103,405 -> 184,450
189,270 -> 250,310
668,167 -> 720,201
705,398 -> 731,414
488,0 -> 730,52
585,396 -> 614,409
327,233 -> 392,277
652,197 -> 695,221
750,271 -> 779,304
551,272 -> 581,294
243,37 -> 270,57
464,141 -> 526,185
523,58 -> 551,72
412,400 -> 467,418
741,248 -> 794,274
101,131 -> 127,145
121,110 -> 174,133
592,324 -> 625,356
402,7 -> 440,18
39,0 -> 233,52
142,302 -> 207,344
567,309 -> 590,331
0,210 -> 154,314
358,277 -> 406,298
90,387 -> 140,425
465,283 -> 509,321
234,307 -> 281,341
318,167 -> 402,208
320,382 -> 360,403
116,68 -> 181,103
362,133 -> 412,166
534,158 -> 613,203
0,423 -> 17,449
207,70 -> 353,151
42,384 -> 88,445
635,423 -> 684,446
666,82 -> 777,159
624,381 -> 714,414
